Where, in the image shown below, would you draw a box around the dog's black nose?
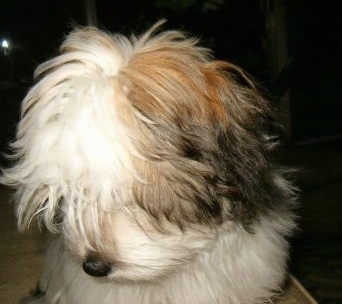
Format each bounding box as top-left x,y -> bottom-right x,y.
83,255 -> 112,277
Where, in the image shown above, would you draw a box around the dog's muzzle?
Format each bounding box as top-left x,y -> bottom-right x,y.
83,254 -> 113,277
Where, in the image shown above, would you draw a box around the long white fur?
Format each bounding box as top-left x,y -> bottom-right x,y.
4,27 -> 143,245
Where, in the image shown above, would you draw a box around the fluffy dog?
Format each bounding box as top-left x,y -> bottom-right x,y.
1,21 -> 296,304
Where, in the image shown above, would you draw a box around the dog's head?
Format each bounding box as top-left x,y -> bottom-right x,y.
1,21 -> 285,280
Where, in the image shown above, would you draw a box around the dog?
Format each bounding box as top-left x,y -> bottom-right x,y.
1,21 -> 296,303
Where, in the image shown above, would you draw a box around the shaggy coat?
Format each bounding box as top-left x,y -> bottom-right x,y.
1,22 -> 296,304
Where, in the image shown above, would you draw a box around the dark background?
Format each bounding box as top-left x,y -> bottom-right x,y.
1,0 -> 341,143
1,1 -> 341,303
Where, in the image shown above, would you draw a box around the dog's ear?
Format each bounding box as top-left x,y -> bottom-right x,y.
0,27 -> 134,233
121,37 -> 285,229
197,61 -> 286,226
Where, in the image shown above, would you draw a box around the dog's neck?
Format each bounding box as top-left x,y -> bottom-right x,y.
40,213 -> 291,304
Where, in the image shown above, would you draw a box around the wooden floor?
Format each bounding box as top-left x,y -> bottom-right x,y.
0,186 -> 44,303
281,140 -> 342,304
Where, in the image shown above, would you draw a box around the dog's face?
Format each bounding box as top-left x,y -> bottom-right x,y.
2,22 -> 280,281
